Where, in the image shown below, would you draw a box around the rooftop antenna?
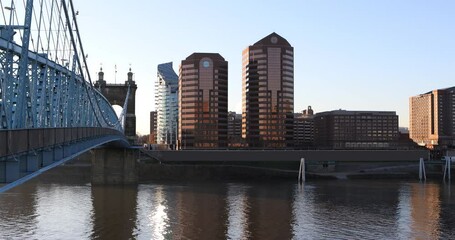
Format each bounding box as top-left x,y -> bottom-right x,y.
114,64 -> 117,83
97,63 -> 103,90
129,63 -> 132,80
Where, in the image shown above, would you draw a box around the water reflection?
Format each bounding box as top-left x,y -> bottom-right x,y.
91,185 -> 137,239
135,185 -> 170,239
0,179 -> 454,239
246,183 -> 294,239
35,184 -> 93,239
292,184 -> 319,239
293,181 -> 401,239
171,183 -> 228,239
396,183 -> 412,239
409,183 -> 441,239
226,183 -> 250,239
0,184 -> 38,238
440,184 -> 455,239
0,183 -> 93,239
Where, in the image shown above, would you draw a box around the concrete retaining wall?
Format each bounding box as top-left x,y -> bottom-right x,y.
154,149 -> 429,163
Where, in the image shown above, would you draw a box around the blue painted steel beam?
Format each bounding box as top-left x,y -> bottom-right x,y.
0,135 -> 129,193
0,0 -> 132,191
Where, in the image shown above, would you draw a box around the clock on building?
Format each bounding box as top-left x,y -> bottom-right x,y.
271,36 -> 278,44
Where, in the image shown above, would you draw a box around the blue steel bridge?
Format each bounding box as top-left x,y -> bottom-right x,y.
0,0 -> 134,190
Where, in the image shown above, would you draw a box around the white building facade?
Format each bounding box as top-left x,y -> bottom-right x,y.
155,62 -> 179,146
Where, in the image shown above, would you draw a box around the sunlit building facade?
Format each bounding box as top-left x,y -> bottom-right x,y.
178,53 -> 228,149
409,87 -> 455,149
155,62 -> 179,146
242,32 -> 294,148
294,106 -> 315,149
314,110 -> 399,149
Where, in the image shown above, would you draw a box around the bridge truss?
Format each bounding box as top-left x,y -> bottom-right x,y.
0,0 -> 126,130
0,0 -> 130,187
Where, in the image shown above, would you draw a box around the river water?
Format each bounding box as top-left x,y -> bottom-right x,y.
0,170 -> 454,239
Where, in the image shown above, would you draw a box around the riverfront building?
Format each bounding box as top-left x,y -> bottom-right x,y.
228,111 -> 244,147
155,62 -> 179,146
294,106 -> 315,149
149,111 -> 157,144
314,110 -> 399,149
242,32 -> 294,148
178,53 -> 228,149
409,87 -> 455,149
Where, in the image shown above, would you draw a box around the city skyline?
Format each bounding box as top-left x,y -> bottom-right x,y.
74,1 -> 455,135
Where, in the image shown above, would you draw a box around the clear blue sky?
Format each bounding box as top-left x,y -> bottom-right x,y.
76,0 -> 455,135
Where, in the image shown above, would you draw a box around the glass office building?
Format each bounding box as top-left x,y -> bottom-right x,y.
242,32 -> 294,148
155,62 -> 179,146
179,53 -> 228,149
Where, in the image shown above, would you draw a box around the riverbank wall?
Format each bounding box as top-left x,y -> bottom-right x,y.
36,148 -> 453,182
138,149 -> 443,181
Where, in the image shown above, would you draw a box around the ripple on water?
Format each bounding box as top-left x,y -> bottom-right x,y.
0,180 -> 454,239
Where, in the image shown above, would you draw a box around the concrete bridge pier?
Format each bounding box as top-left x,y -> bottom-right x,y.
91,148 -> 138,185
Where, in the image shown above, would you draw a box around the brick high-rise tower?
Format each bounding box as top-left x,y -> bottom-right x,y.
242,32 -> 294,148
178,53 -> 228,149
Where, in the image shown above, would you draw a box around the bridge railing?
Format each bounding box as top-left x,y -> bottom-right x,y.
0,127 -> 124,158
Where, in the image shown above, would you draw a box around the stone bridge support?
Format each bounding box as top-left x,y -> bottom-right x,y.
94,69 -> 137,144
0,128 -> 126,183
91,148 -> 138,185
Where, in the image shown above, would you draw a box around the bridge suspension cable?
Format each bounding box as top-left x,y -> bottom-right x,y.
0,0 -> 132,187
0,0 -> 127,132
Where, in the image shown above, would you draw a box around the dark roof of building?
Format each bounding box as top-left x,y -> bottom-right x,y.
315,110 -> 397,116
184,53 -> 225,61
415,87 -> 455,94
157,62 -> 178,83
252,32 -> 292,47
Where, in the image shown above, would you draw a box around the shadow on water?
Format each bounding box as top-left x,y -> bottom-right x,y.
90,185 -> 138,240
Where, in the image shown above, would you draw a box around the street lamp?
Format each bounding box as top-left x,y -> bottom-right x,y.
4,6 -> 15,26
2,6 -> 15,41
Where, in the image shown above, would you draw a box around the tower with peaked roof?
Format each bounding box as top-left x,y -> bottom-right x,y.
178,53 -> 228,149
242,32 -> 294,148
